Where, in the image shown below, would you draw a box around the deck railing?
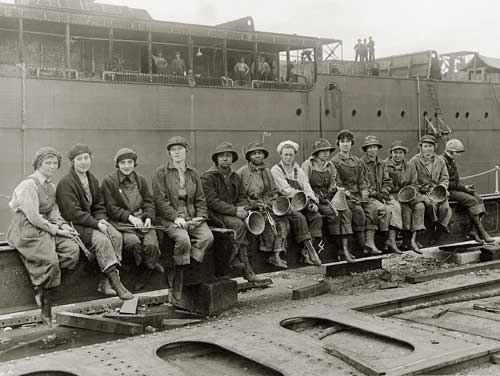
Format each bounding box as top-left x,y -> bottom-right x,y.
462,165 -> 500,194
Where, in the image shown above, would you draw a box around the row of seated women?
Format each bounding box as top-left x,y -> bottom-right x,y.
6,132 -> 493,326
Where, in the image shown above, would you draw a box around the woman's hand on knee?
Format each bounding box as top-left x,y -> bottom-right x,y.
128,215 -> 143,228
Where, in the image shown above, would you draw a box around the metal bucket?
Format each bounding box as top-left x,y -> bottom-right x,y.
331,190 -> 348,211
398,185 -> 417,203
290,191 -> 307,211
430,185 -> 447,203
245,211 -> 266,235
272,196 -> 290,216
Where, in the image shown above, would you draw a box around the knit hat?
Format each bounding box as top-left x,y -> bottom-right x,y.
361,135 -> 383,151
277,140 -> 299,154
166,136 -> 189,151
67,143 -> 92,161
311,138 -> 335,156
32,147 -> 62,171
244,141 -> 269,161
336,129 -> 354,145
389,140 -> 408,154
211,142 -> 239,164
114,147 -> 137,167
419,134 -> 437,146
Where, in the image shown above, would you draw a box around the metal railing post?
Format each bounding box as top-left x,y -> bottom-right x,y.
496,166 -> 499,194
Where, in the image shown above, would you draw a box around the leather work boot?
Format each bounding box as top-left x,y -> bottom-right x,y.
355,231 -> 366,257
341,236 -> 355,263
472,214 -> 495,243
364,230 -> 382,255
40,288 -> 53,327
468,226 -> 483,243
303,239 -> 322,266
385,229 -> 403,254
104,265 -> 134,300
34,286 -> 43,308
98,275 -> 117,296
239,247 -> 263,282
133,266 -> 152,292
410,231 -> 422,254
171,265 -> 184,301
268,252 -> 287,269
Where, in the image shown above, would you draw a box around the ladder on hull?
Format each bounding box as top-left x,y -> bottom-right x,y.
424,81 -> 452,145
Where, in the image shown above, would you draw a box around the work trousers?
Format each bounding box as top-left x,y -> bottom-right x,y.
87,225 -> 123,272
449,190 -> 485,216
162,222 -> 214,266
287,208 -> 322,243
420,196 -> 452,228
375,197 -> 402,231
122,229 -> 161,269
318,204 -> 352,235
259,216 -> 289,253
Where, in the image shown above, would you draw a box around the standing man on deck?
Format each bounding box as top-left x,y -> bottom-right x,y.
442,139 -> 494,243
354,39 -> 363,62
368,37 -> 375,61
171,52 -> 186,76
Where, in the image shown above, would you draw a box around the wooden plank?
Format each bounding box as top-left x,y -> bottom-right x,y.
103,307 -> 177,327
56,311 -> 143,335
323,343 -> 386,376
325,256 -> 382,278
405,259 -> 500,284
162,318 -> 202,329
291,280 -> 330,300
119,296 -> 138,314
237,278 -> 273,292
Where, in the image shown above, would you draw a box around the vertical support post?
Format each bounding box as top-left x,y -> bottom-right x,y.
275,51 -> 280,81
314,42 -> 322,83
108,28 -> 114,70
253,41 -> 258,81
91,44 -> 95,74
286,47 -> 291,81
222,38 -> 228,78
18,18 -> 23,63
65,23 -> 71,70
147,31 -> 152,74
496,166 -> 499,194
473,53 -> 477,81
187,35 -> 194,72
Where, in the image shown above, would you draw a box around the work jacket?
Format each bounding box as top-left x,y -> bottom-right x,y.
442,153 -> 466,192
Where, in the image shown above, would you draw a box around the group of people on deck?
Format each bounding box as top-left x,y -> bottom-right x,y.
6,130 -> 493,326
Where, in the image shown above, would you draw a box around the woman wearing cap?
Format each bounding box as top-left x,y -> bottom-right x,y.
331,130 -> 380,256
270,140 -> 322,266
302,138 -> 356,262
56,144 -> 133,300
409,135 -> 452,243
153,136 -> 214,300
101,148 -> 164,291
384,140 -> 425,253
237,141 -> 289,268
201,142 -> 262,282
7,147 -> 80,325
360,135 -> 402,254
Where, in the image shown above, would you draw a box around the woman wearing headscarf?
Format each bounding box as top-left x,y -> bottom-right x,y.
101,148 -> 164,291
56,144 -> 133,300
7,147 -> 80,325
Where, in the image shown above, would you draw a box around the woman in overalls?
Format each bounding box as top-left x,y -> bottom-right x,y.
101,148 -> 164,291
7,147 -> 80,325
270,140 -> 322,265
302,138 -> 355,262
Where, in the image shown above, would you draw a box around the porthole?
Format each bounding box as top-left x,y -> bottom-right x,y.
465,112 -> 470,118
485,112 -> 489,119
352,109 -> 357,117
400,110 -> 406,118
377,110 -> 382,117
296,108 -> 302,116
325,109 -> 330,116
455,112 -> 460,118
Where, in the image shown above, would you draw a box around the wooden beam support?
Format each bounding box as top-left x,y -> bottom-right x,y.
325,256 -> 382,278
162,318 -> 202,329
222,38 -> 228,77
108,28 -> 113,70
18,18 -> 23,62
187,35 -> 194,72
405,259 -> 500,284
286,47 -> 291,81
292,280 -> 330,300
56,311 -> 144,335
323,343 -> 386,376
147,30 -> 152,74
65,23 -> 71,69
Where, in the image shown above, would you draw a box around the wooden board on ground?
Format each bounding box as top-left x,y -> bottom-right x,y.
119,296 -> 138,314
323,343 -> 386,376
405,259 -> 500,284
55,311 -> 143,335
325,256 -> 382,278
291,280 -> 330,300
103,307 -> 177,327
161,318 -> 202,329
237,278 -> 273,292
